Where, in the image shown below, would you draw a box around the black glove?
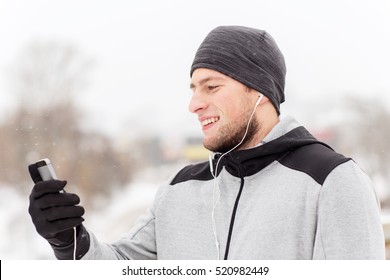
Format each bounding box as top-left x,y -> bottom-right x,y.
29,180 -> 90,259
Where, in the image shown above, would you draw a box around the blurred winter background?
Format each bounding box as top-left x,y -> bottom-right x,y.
0,0 -> 389,259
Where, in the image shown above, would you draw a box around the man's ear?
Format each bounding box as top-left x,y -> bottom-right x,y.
256,93 -> 269,106
259,95 -> 270,105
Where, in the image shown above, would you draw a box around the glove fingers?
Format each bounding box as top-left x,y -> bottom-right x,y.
44,205 -> 85,222
37,193 -> 81,209
31,180 -> 67,199
28,180 -> 87,249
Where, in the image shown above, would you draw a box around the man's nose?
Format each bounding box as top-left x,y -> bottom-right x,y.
188,92 -> 207,114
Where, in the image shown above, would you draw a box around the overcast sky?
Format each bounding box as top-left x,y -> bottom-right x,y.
1,0 -> 389,139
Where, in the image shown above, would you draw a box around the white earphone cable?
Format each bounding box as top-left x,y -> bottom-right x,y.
210,94 -> 263,259
73,226 -> 77,260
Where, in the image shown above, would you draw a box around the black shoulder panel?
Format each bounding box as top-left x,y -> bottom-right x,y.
278,143 -> 351,185
170,161 -> 214,185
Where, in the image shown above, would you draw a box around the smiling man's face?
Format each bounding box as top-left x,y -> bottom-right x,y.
189,68 -> 261,153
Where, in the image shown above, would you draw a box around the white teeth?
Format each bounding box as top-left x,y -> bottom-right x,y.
201,117 -> 219,126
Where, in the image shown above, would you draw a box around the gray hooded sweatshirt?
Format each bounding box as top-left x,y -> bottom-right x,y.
69,116 -> 384,260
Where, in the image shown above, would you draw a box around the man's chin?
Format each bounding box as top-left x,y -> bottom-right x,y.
202,138 -> 218,153
203,139 -> 232,154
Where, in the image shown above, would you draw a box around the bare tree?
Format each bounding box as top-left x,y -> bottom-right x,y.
0,40 -> 134,209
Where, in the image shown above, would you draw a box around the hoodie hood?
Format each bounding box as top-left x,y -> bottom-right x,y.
211,125 -> 329,178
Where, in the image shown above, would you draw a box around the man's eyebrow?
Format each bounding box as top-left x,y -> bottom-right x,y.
190,76 -> 224,89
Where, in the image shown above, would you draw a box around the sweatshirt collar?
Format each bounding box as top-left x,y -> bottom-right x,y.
211,117 -> 328,177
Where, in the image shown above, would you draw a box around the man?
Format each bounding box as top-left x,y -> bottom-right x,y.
28,26 -> 385,259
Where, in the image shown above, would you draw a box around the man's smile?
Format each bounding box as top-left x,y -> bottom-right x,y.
199,116 -> 220,130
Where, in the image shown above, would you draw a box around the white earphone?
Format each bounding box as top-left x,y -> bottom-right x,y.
255,93 -> 264,107
210,92 -> 264,259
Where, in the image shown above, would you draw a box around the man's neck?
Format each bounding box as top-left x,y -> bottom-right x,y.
238,116 -> 280,151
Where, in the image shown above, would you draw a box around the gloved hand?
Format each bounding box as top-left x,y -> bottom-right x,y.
28,180 -> 85,247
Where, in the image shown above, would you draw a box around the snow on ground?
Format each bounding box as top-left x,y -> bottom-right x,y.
0,184 -> 55,259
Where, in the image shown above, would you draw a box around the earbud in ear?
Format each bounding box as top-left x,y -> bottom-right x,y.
255,94 -> 264,107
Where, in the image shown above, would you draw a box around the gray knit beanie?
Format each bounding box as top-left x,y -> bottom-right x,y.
190,26 -> 286,114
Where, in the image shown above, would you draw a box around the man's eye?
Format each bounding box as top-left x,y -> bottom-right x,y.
207,85 -> 219,91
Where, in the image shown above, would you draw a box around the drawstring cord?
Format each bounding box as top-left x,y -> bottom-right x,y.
223,158 -> 245,260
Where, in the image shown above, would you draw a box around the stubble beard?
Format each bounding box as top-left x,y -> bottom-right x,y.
203,115 -> 260,153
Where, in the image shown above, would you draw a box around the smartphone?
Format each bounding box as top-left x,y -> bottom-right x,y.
28,158 -> 58,183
